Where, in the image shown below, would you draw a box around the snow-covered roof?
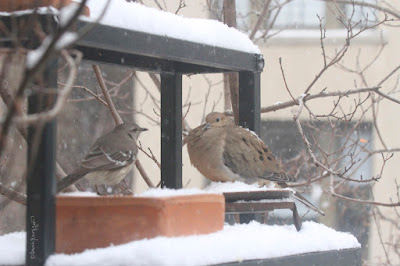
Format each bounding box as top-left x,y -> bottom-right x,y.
0,221 -> 359,266
83,0 -> 260,54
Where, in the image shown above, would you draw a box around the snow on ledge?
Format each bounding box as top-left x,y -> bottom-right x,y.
0,222 -> 360,266
83,0 -> 260,54
58,181 -> 291,198
0,1 -> 259,53
136,187 -> 217,198
204,181 -> 294,193
1,1 -> 260,64
138,181 -> 293,198
59,191 -> 99,197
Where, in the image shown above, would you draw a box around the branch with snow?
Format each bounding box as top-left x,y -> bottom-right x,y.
15,50 -> 82,125
0,0 -> 89,163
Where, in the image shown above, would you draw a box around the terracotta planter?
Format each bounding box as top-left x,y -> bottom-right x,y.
0,0 -> 90,16
56,194 -> 225,254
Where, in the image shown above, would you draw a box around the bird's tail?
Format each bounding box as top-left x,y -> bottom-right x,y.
292,192 -> 325,216
57,172 -> 85,193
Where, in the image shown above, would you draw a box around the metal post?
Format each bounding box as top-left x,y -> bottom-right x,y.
160,73 -> 182,189
26,59 -> 57,266
238,71 -> 261,223
238,71 -> 261,134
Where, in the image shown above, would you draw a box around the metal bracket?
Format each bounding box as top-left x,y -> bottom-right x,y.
224,190 -> 303,231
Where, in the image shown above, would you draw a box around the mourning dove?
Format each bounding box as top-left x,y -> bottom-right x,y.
57,123 -> 147,193
186,112 -> 324,215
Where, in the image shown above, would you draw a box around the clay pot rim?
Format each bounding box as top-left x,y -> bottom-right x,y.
57,194 -> 225,206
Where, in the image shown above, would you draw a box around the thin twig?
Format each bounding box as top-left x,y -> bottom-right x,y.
135,160 -> 155,188
261,86 -> 380,113
279,57 -> 297,103
248,0 -> 271,40
93,64 -> 124,125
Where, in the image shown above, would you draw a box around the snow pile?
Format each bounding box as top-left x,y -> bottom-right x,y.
84,0 -> 259,53
59,182 -> 293,198
0,231 -> 25,265
205,181 -> 293,193
0,222 -> 360,266
58,181 -> 291,198
59,191 -> 98,197
137,187 -> 217,198
2,0 -> 260,67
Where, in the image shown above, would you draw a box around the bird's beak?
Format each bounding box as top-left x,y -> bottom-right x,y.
141,128 -> 148,132
202,123 -> 211,131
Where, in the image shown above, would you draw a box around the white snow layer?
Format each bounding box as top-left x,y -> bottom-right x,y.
137,187 -> 214,197
59,182 -> 288,198
59,191 -> 98,197
83,0 -> 260,53
204,181 -> 293,193
0,222 -> 360,266
139,181 -> 290,197
0,231 -> 25,265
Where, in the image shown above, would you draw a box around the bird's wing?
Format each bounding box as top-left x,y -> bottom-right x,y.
223,126 -> 294,183
80,139 -> 136,171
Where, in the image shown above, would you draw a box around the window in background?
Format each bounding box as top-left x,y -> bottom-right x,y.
235,0 -> 378,32
260,119 -> 372,259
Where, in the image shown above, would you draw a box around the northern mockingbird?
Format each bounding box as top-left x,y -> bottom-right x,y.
186,112 -> 324,215
57,123 -> 147,193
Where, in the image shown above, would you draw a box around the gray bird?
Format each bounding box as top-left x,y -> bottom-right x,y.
57,123 -> 147,193
186,112 -> 324,215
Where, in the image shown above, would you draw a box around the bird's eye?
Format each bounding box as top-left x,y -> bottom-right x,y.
216,117 -> 221,122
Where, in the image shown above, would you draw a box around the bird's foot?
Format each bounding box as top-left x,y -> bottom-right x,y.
118,181 -> 134,195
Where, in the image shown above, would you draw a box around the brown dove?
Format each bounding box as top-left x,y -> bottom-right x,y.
186,112 -> 324,215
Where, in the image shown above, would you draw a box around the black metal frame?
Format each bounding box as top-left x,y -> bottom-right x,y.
1,15 -> 263,265
216,248 -> 362,266
223,190 -> 302,231
26,59 -> 58,265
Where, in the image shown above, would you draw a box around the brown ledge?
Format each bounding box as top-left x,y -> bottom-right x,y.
56,194 -> 225,254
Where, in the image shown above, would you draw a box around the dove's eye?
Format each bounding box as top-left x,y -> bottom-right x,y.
216,117 -> 221,122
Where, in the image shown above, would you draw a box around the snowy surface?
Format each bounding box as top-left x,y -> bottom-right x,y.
137,187 -> 215,197
0,222 -> 360,266
0,231 -> 25,265
3,0 -> 260,67
0,1 -> 260,53
59,191 -> 98,197
59,182 -> 291,198
139,181 -> 293,197
204,181 -> 293,193
83,0 -> 259,53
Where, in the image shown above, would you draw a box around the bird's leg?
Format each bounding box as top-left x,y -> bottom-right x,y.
76,183 -> 85,191
95,185 -> 107,195
118,179 -> 133,195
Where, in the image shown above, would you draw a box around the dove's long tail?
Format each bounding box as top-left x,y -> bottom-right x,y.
291,192 -> 325,216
